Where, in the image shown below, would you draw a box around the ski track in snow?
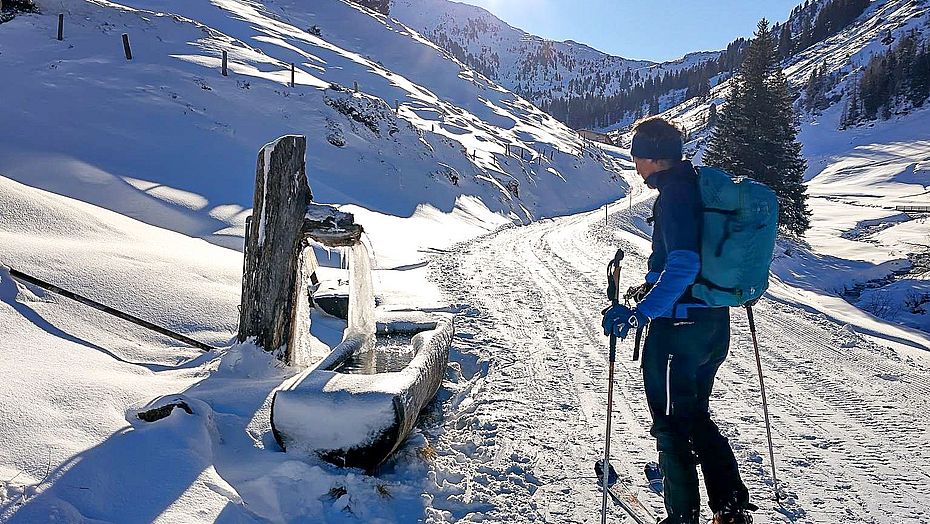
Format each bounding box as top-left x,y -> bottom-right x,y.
425,196 -> 930,524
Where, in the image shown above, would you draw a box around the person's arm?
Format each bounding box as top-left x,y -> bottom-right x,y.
636,183 -> 701,319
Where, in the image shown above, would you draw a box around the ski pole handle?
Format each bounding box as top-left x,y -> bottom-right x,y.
610,248 -> 624,305
606,248 -> 624,363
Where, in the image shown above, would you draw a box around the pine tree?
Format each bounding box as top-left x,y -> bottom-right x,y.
704,19 -> 811,236
845,80 -> 862,127
707,103 -> 718,128
911,42 -> 930,107
777,22 -> 794,59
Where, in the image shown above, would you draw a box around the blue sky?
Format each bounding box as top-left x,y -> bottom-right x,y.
455,0 -> 802,62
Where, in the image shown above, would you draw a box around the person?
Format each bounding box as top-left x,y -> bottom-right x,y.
602,117 -> 756,524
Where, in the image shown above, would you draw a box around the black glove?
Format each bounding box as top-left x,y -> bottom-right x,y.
624,281 -> 654,303
602,304 -> 648,340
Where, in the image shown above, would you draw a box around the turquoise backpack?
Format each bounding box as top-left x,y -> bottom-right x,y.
692,166 -> 779,307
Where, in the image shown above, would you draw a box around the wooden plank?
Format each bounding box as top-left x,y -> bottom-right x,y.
7,268 -> 214,351
303,203 -> 363,247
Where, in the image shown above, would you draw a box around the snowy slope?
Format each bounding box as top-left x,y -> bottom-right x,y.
0,0 -> 630,253
0,1 -> 637,522
0,165 -> 518,523
2,0 -> 930,523
391,0 -> 719,114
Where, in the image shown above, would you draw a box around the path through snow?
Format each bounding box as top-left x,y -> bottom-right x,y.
423,196 -> 930,523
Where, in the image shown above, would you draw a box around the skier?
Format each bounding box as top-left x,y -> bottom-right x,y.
602,117 -> 756,524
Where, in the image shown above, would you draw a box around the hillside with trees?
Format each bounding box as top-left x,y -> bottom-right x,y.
392,0 -> 877,132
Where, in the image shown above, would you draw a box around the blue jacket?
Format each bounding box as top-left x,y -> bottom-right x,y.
637,160 -> 708,319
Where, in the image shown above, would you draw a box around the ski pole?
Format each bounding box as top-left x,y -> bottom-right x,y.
601,248 -> 624,524
746,304 -> 781,502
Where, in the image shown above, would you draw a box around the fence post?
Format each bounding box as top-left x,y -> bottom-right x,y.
222,50 -> 228,76
122,33 -> 133,60
354,81 -> 358,93
57,14 -> 64,41
290,63 -> 295,87
394,99 -> 399,114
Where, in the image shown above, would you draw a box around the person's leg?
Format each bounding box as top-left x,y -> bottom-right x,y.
687,309 -> 751,513
643,318 -> 701,524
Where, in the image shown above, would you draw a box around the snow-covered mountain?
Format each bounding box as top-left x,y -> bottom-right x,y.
0,0 -> 630,254
391,0 -> 721,129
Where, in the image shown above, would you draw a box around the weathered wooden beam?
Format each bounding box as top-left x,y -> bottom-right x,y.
237,136 -> 313,354
7,268 -> 214,351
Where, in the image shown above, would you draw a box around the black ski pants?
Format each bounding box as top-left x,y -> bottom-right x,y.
642,307 -> 748,523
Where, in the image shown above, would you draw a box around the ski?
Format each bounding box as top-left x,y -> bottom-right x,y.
596,459 -> 659,524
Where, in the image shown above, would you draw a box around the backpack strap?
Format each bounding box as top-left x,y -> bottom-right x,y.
695,275 -> 740,294
703,208 -> 738,215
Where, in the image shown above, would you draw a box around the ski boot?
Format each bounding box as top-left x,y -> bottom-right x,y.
712,501 -> 758,524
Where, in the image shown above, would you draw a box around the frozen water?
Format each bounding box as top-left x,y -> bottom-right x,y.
333,334 -> 416,374
347,242 -> 376,338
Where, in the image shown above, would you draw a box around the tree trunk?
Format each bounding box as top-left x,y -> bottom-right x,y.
238,135 -> 312,354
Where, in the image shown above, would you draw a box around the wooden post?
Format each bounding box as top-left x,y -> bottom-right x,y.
353,81 -> 358,93
238,136 -> 313,354
290,63 -> 295,87
394,99 -> 399,114
57,14 -> 64,41
8,268 -> 214,351
222,50 -> 228,76
122,33 -> 132,60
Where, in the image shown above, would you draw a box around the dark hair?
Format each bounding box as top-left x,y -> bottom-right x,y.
630,117 -> 684,161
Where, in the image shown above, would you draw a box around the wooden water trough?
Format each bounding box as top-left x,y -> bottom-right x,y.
271,314 -> 452,471
239,135 -> 451,471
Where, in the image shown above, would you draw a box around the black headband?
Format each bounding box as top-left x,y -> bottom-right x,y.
630,133 -> 683,160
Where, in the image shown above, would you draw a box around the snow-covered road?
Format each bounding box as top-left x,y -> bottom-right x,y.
424,197 -> 930,524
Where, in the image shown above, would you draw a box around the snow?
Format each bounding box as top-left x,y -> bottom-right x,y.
0,0 -> 630,251
0,175 -> 241,349
2,0 -> 930,522
274,370 -> 398,453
